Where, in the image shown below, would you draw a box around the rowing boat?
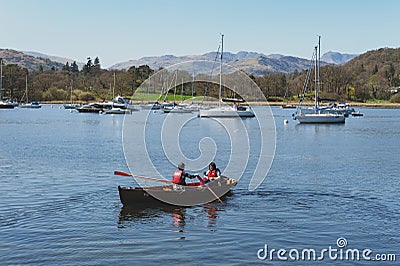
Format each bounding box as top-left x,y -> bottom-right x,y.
118,176 -> 237,207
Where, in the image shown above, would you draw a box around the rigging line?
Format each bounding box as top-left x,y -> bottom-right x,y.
201,44 -> 221,105
161,69 -> 178,101
298,49 -> 316,108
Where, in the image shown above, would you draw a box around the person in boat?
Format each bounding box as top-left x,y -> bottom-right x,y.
172,162 -> 197,186
202,162 -> 221,184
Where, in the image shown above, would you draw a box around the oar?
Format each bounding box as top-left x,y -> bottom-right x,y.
114,170 -> 172,184
195,175 -> 224,204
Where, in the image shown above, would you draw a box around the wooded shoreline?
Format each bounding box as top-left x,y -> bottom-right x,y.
39,100 -> 400,108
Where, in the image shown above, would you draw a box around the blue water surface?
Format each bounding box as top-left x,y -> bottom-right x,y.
0,105 -> 399,265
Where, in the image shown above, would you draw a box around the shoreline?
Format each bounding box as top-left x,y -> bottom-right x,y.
41,100 -> 400,108
265,101 -> 400,108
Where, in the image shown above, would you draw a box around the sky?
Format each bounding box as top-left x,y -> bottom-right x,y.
1,0 -> 400,68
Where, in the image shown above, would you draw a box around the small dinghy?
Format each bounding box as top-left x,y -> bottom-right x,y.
115,171 -> 237,207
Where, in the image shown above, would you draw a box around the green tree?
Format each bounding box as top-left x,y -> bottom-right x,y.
62,62 -> 70,71
372,64 -> 378,75
94,57 -> 100,67
82,57 -> 93,74
71,61 -> 79,73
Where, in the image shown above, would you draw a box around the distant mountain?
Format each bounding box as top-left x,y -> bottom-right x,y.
23,51 -> 85,69
229,55 -> 330,75
0,47 -> 357,75
110,51 -> 322,75
0,49 -> 64,72
321,51 -> 358,65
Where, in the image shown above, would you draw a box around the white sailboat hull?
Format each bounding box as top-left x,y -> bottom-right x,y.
104,108 -> 132,114
20,103 -> 42,109
295,113 -> 345,124
199,106 -> 254,118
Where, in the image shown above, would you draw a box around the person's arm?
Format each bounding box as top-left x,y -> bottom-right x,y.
184,172 -> 196,179
216,168 -> 221,177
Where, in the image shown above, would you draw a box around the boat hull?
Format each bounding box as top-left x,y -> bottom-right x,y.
281,104 -> 296,109
118,176 -> 237,207
63,104 -> 81,109
76,104 -> 103,113
199,107 -> 254,118
104,107 -> 136,114
0,103 -> 14,109
20,103 -> 42,109
295,113 -> 345,124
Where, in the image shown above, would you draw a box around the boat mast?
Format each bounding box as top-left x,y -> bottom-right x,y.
110,72 -> 116,108
181,77 -> 184,103
314,43 -> 318,109
219,34 -> 224,107
317,35 -> 321,109
113,72 -> 116,99
25,74 -> 29,103
191,72 -> 194,104
174,72 -> 177,104
70,79 -> 73,104
0,59 -> 2,100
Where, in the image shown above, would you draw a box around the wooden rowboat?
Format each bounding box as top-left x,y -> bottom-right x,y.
118,176 -> 237,207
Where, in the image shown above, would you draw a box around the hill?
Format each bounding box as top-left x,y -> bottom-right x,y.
23,51 -> 85,69
0,49 -> 63,72
278,47 -> 400,102
321,51 -> 357,64
110,51 -> 329,75
341,47 -> 400,99
1,48 -> 356,76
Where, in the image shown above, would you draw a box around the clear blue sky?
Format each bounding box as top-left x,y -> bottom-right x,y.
1,0 -> 399,68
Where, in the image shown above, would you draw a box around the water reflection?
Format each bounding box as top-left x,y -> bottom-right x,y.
117,203 -> 223,231
117,206 -> 186,227
171,207 -> 186,228
203,204 -> 219,229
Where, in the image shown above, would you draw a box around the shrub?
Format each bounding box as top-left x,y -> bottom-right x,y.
389,93 -> 400,103
79,92 -> 95,102
42,87 -> 68,101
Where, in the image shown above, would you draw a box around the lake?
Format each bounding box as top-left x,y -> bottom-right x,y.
0,105 -> 399,265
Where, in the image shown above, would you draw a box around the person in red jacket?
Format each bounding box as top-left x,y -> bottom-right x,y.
202,162 -> 221,184
172,162 -> 196,186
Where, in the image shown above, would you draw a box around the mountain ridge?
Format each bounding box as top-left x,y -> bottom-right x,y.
321,51 -> 358,65
0,48 -> 64,72
1,48 -> 357,75
23,51 -> 85,69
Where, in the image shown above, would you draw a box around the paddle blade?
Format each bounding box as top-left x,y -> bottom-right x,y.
114,171 -> 132,177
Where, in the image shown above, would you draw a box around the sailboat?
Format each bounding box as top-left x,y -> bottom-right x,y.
293,36 -> 345,124
0,59 -> 15,109
281,87 -> 296,109
163,77 -> 192,113
63,80 -> 81,109
104,73 -> 136,114
198,34 -> 255,118
20,75 -> 41,109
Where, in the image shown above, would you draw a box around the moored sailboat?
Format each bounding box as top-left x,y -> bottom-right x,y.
198,34 -> 255,118
0,59 -> 15,109
20,75 -> 41,109
63,80 -> 81,109
293,36 -> 345,124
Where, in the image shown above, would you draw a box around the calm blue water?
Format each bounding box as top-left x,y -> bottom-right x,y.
0,105 -> 399,265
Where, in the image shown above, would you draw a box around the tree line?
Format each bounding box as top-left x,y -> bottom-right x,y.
0,57 -> 154,103
252,47 -> 400,103
1,47 -> 400,103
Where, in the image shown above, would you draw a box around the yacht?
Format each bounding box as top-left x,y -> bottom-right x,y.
293,37 -> 345,124
198,34 -> 255,118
